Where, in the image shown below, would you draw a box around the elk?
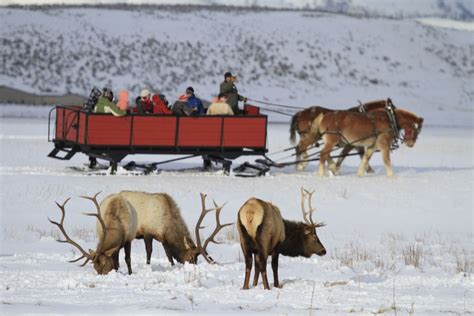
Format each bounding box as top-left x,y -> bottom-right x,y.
118,190 -> 231,265
49,192 -> 138,275
237,188 -> 326,290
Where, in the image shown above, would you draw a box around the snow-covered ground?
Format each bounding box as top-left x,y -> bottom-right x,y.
1,3 -> 473,314
0,105 -> 472,314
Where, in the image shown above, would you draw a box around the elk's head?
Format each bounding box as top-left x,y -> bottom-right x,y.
49,192 -> 117,275
90,247 -> 118,275
182,237 -> 200,264
301,188 -> 326,257
302,223 -> 326,257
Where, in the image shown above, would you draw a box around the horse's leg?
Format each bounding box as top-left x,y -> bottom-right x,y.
296,134 -> 311,171
357,147 -> 374,173
381,147 -> 394,177
357,147 -> 375,177
318,142 -> 334,176
327,155 -> 338,175
335,145 -> 352,173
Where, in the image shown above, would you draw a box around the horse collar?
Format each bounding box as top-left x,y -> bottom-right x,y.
385,102 -> 401,148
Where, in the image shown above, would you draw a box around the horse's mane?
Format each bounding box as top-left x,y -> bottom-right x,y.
362,99 -> 386,107
395,108 -> 419,120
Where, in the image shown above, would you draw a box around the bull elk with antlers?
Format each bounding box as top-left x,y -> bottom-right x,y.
118,191 -> 231,265
237,188 -> 326,290
49,192 -> 138,275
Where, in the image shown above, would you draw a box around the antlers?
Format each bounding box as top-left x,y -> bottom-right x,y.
48,192 -> 106,266
300,187 -> 326,228
195,193 -> 233,264
81,192 -> 107,239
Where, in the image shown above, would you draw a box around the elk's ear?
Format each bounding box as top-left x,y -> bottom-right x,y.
183,237 -> 192,250
304,227 -> 313,235
103,246 -> 119,258
90,249 -> 97,260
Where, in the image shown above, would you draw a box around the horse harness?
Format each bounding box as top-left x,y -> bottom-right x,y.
384,99 -> 401,149
320,111 -> 379,149
322,101 -> 401,151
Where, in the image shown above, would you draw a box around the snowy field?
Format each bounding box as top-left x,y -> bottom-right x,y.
0,105 -> 473,315
0,2 -> 473,314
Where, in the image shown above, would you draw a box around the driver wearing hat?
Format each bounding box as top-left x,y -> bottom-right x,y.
219,72 -> 247,115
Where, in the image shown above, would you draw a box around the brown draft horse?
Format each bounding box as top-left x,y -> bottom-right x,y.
313,108 -> 423,177
289,99 -> 388,171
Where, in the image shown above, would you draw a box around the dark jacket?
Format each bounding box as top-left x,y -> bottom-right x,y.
187,95 -> 205,114
220,81 -> 245,114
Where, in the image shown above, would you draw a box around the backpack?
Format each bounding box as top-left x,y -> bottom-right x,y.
82,87 -> 101,112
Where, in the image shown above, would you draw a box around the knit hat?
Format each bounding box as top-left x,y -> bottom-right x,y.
140,89 -> 151,98
185,87 -> 194,94
102,87 -> 114,101
224,72 -> 232,79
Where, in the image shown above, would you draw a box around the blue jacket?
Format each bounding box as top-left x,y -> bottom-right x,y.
187,95 -> 205,114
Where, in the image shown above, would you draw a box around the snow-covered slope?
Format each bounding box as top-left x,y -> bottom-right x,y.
1,7 -> 473,126
0,111 -> 473,314
1,0 -> 473,20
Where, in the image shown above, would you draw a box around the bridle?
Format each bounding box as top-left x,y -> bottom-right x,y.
401,122 -> 422,144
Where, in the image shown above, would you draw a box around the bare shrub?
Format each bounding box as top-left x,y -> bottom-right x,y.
222,225 -> 239,243
455,251 -> 473,275
403,243 -> 423,269
332,242 -> 372,268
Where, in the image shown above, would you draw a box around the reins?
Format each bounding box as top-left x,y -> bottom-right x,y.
247,98 -> 305,110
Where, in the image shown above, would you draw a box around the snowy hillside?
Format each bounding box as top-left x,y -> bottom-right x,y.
1,6 -> 473,126
2,0 -> 473,20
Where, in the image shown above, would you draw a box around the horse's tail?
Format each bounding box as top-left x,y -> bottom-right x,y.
289,113 -> 299,144
308,112 -> 324,142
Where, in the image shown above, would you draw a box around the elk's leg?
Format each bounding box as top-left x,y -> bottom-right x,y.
357,147 -> 375,177
271,251 -> 280,288
112,250 -> 120,270
144,235 -> 153,265
381,147 -> 394,177
124,240 -> 132,275
256,254 -> 270,290
252,255 -> 260,286
242,252 -> 253,290
162,243 -> 175,266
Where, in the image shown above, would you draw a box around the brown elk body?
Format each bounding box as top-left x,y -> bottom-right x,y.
314,108 -> 423,177
289,100 -> 387,172
118,191 -> 230,265
49,193 -> 138,275
237,190 -> 326,290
